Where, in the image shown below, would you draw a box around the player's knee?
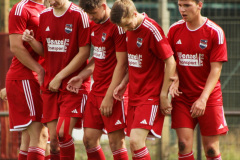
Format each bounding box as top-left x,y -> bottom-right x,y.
83,135 -> 96,149
178,141 -> 186,152
109,138 -> 125,151
206,146 -> 218,157
129,137 -> 141,151
50,138 -> 59,152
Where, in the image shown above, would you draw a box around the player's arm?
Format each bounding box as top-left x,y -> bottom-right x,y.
22,29 -> 44,56
48,45 -> 91,92
67,57 -> 95,94
160,55 -> 176,115
169,70 -> 182,98
113,71 -> 129,101
100,51 -> 128,117
191,62 -> 223,118
0,88 -> 7,101
9,34 -> 45,85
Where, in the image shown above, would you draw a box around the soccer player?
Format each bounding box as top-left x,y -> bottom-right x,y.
6,0 -> 48,160
167,0 -> 229,160
110,0 -> 176,159
67,0 -> 129,159
22,0 -> 91,159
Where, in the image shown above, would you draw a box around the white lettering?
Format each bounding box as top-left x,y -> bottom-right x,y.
177,52 -> 204,67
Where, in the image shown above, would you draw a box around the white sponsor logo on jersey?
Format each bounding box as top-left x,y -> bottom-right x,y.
218,124 -> 224,129
176,39 -> 182,44
46,38 -> 69,52
115,120 -> 122,125
46,26 -> 50,31
128,54 -> 142,68
140,119 -> 147,124
177,52 -> 204,67
93,46 -> 106,59
71,109 -> 78,114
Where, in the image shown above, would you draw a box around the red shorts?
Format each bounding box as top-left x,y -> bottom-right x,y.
83,92 -> 127,133
127,104 -> 165,138
41,91 -> 88,125
6,80 -> 43,131
171,100 -> 229,136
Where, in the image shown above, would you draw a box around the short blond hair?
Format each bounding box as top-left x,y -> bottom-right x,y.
110,0 -> 137,24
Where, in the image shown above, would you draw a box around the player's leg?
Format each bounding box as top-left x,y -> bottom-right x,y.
175,128 -> 195,160
47,120 -> 60,160
198,105 -> 228,160
202,135 -> 221,160
27,122 -> 48,160
56,117 -> 78,160
19,130 -> 30,160
108,129 -> 128,160
83,128 -> 106,160
172,101 -> 197,160
130,128 -> 150,160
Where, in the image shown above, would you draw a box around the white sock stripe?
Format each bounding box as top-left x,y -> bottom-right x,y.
179,152 -> 194,158
87,146 -> 101,153
112,148 -> 127,155
134,148 -> 148,157
28,147 -> 45,156
59,138 -> 74,148
19,150 -> 28,155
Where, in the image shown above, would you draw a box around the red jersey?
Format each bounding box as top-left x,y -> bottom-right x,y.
90,19 -> 127,96
167,18 -> 228,106
7,0 -> 45,80
36,3 -> 91,93
127,14 -> 173,106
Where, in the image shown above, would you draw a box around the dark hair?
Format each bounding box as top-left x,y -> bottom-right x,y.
79,0 -> 103,13
110,0 -> 136,24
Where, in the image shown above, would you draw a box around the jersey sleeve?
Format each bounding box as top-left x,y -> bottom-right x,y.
78,11 -> 91,47
149,25 -> 174,61
9,6 -> 28,34
210,29 -> 228,62
113,26 -> 127,52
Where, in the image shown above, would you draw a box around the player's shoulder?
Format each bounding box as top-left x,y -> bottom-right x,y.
11,0 -> 31,16
142,17 -> 164,41
69,3 -> 87,16
111,22 -> 125,35
40,7 -> 53,15
205,19 -> 225,44
169,19 -> 185,32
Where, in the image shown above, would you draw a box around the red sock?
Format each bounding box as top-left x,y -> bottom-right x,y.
27,147 -> 45,160
113,148 -> 129,160
206,154 -> 222,160
133,147 -> 151,160
50,151 -> 60,160
86,145 -> 106,160
18,150 -> 28,160
45,155 -> 51,160
178,151 -> 194,160
59,137 -> 75,160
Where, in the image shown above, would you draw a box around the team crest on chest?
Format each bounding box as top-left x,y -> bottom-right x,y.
65,24 -> 72,34
199,39 -> 208,49
136,38 -> 143,48
102,33 -> 107,42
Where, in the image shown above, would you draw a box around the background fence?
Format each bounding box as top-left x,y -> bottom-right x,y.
0,0 -> 240,159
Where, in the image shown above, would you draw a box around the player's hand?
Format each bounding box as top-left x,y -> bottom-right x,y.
66,76 -> 83,94
160,95 -> 172,115
22,29 -> 34,42
48,75 -> 62,92
169,76 -> 182,98
0,88 -> 7,101
100,96 -> 114,117
190,98 -> 206,118
113,83 -> 127,101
